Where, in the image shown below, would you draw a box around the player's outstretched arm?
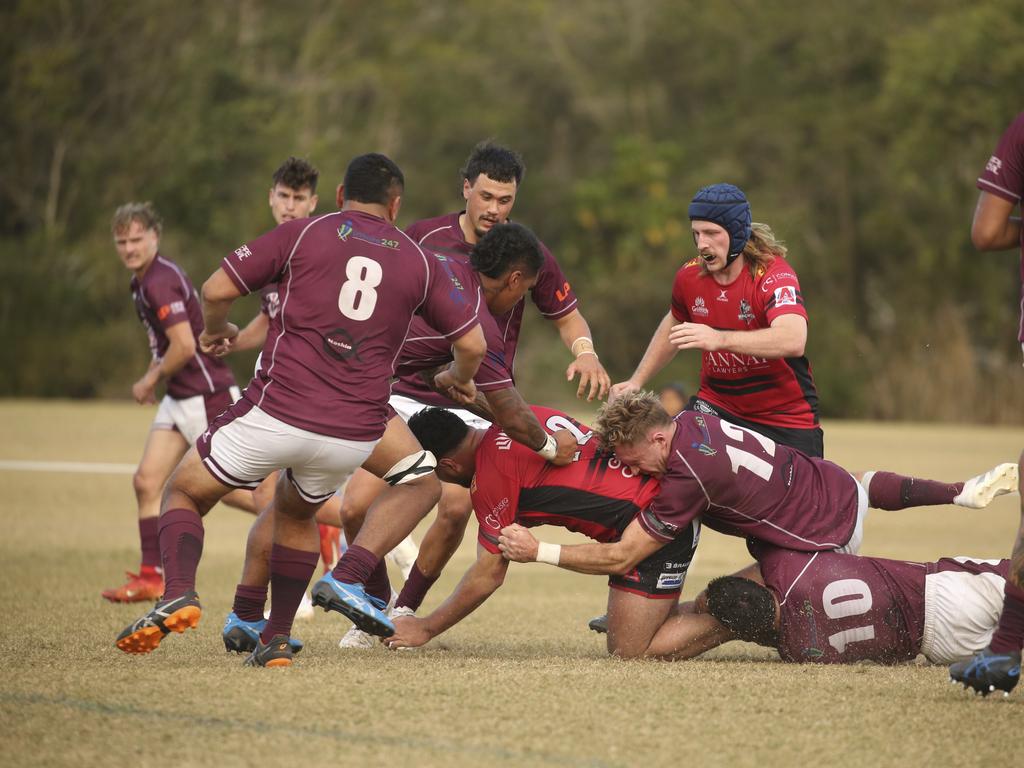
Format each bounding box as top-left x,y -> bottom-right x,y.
386,545 -> 508,649
552,309 -> 610,401
498,518 -> 664,576
199,268 -> 242,356
610,311 -> 678,401
483,387 -> 577,465
972,191 -> 1022,252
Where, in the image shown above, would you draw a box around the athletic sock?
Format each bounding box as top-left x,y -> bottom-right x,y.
158,508 -> 205,600
331,544 -> 378,585
232,584 -> 268,623
989,582 -> 1024,653
395,563 -> 439,612
261,545 -> 319,644
364,559 -> 392,605
864,471 -> 962,510
138,516 -> 161,570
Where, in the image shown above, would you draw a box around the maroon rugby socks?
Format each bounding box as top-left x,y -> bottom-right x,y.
138,516 -> 161,571
863,472 -> 962,510
331,544 -> 379,586
396,563 -> 438,613
232,584 -> 268,623
990,583 -> 1024,654
158,508 -> 205,599
261,544 -> 319,643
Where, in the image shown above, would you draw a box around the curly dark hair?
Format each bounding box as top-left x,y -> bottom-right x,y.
469,222 -> 542,279
343,153 -> 404,206
461,141 -> 525,186
272,157 -> 319,193
407,408 -> 470,459
705,576 -> 779,647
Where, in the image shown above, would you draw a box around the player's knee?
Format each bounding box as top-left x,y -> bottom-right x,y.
339,490 -> 369,528
132,467 -> 164,501
436,494 -> 473,528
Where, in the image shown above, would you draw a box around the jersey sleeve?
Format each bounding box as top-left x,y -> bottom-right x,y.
758,263 -> 809,324
145,270 -> 191,331
529,243 -> 578,319
978,112 -> 1024,203
670,264 -> 691,322
636,467 -> 708,543
418,253 -> 480,341
474,312 -> 515,391
221,220 -> 302,296
471,441 -> 523,554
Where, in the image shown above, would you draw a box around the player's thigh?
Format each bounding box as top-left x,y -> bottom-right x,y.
605,587 -> 677,658
360,415 -> 431,479
165,445 -> 238,512
339,467 -> 389,523
136,423 -> 189,490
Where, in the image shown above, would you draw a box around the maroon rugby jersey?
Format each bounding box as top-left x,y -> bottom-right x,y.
472,407 -> 661,553
395,255 -> 513,395
131,254 -> 235,399
220,211 -> 479,441
753,542 -> 1010,664
639,411 -> 858,549
977,112 -> 1024,342
671,256 -> 818,429
393,212 -> 577,406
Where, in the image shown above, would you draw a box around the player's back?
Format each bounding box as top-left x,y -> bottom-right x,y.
222,211 -> 478,441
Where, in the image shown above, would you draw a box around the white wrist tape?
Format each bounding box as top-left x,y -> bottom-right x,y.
536,433 -> 558,461
571,336 -> 596,358
536,541 -> 562,565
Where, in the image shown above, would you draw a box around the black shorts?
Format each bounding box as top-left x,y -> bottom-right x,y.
685,397 -> 824,458
609,520 -> 700,599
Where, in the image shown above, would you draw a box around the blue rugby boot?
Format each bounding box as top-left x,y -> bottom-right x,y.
949,647 -> 1021,696
222,611 -> 303,655
311,574 -> 394,637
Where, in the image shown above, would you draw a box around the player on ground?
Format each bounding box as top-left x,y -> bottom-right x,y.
498,391 -> 1019,592
336,142 -> 610,630
103,202 -> 257,603
383,406 -> 704,659
611,184 -> 824,457
949,449 -> 1024,695
114,154 -> 486,667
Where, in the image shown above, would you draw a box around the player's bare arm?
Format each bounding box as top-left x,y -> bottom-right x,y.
385,545 -> 508,649
972,191 -> 1022,252
433,324 -> 486,405
552,309 -> 610,401
483,387 -> 577,465
199,268 -> 242,356
498,518 -> 664,575
132,321 -> 197,404
610,311 -> 678,401
230,312 -> 269,352
669,313 -> 806,358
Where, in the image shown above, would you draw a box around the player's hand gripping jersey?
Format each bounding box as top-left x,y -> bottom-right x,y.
671,256 -> 818,429
220,211 -> 479,441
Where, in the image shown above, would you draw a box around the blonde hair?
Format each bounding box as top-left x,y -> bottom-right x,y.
111,201 -> 162,236
595,390 -> 671,449
699,221 -> 787,278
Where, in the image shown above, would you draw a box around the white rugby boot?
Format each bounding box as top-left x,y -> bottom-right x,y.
953,463 -> 1019,509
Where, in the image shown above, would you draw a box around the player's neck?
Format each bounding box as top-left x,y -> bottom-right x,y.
710,257 -> 744,286
133,252 -> 158,279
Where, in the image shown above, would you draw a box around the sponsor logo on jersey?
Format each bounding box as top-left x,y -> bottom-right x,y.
342,222 -> 400,250
800,599 -> 824,658
158,304 -> 171,320
322,328 -> 362,361
774,285 -> 798,307
234,244 -> 252,260
738,299 -> 754,323
716,289 -> 729,302
264,291 -> 280,319
484,497 -> 510,529
337,223 -> 353,241
691,414 -> 717,456
705,350 -> 768,374
656,572 -> 684,590
495,433 -> 513,451
986,155 -> 1003,175
691,296 -> 709,317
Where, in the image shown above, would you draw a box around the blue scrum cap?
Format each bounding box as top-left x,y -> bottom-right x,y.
688,183 -> 752,264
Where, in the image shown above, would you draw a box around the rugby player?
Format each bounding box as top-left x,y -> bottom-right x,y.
103,202 -> 257,603
115,153 -> 486,667
336,142 -> 610,636
611,184 -> 824,457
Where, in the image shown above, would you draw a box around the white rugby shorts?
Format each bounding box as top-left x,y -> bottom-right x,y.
833,473 -> 869,555
388,393 -> 491,430
152,386 -> 241,445
199,403 -> 378,503
920,561 -> 1006,664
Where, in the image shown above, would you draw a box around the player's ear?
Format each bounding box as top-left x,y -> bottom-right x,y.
387,194 -> 402,223
309,194 -> 319,213
335,184 -> 345,209
462,178 -> 472,201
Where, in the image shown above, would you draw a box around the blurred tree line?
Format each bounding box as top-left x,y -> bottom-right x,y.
2,0 -> 1022,422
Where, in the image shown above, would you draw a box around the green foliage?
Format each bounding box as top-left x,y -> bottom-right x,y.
3,0 -> 1023,421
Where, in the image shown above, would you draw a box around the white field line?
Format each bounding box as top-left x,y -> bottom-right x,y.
0,460 -> 135,475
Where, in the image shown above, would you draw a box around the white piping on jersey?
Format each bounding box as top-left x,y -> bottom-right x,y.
222,259 -> 252,293
155,256 -> 216,393
389,226 -> 451,377
539,299 -> 578,317
977,177 -> 1020,201
778,552 -> 819,607
403,286 -> 483,342
416,223 -> 455,245
674,448 -> 845,550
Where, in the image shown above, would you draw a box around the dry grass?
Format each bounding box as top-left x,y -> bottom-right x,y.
2,400 -> 1023,767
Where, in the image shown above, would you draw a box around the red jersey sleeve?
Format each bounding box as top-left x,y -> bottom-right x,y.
978,112 -> 1024,203
144,266 -> 191,331
221,220 -> 302,296
755,261 -> 809,325
530,243 -> 577,319
470,436 -> 523,554
670,261 -> 698,322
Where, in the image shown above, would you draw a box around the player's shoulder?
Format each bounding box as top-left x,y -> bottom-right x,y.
676,257 -> 702,277
405,212 -> 460,244
145,254 -> 190,288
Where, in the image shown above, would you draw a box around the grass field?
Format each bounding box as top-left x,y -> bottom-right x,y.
2,400 -> 1024,767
